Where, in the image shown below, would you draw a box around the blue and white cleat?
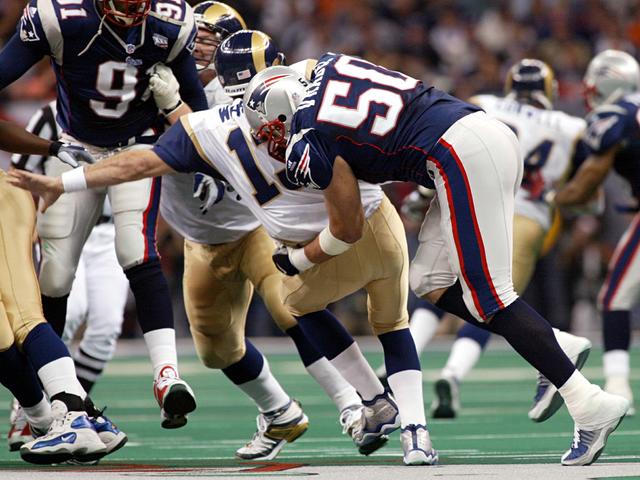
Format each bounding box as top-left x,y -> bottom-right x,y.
529,333 -> 592,422
19,400 -> 106,465
354,391 -> 400,455
91,411 -> 127,455
340,404 -> 389,455
400,424 -> 438,466
561,393 -> 629,466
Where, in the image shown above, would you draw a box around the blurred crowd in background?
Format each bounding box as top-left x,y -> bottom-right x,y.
0,0 -> 638,339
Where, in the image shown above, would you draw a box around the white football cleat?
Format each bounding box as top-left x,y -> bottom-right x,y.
529,333 -> 591,422
605,376 -> 635,416
561,391 -> 629,466
353,391 -> 400,455
340,404 -> 389,455
19,400 -> 106,465
400,424 -> 438,466
153,366 -> 197,429
431,377 -> 460,419
235,399 -> 308,461
8,401 -> 33,452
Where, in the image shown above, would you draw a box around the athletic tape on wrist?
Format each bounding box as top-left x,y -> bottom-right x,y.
61,167 -> 87,192
318,227 -> 353,256
288,247 -> 314,272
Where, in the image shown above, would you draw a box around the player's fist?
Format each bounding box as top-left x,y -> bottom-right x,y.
49,141 -> 95,168
192,173 -> 225,214
149,64 -> 182,114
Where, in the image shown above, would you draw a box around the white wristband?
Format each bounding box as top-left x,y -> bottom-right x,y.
543,190 -> 557,206
61,167 -> 87,193
288,247 -> 314,272
318,227 -> 353,256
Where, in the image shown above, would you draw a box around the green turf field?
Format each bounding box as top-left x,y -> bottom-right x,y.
0,344 -> 638,472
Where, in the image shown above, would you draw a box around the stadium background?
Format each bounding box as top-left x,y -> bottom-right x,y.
0,0 -> 637,341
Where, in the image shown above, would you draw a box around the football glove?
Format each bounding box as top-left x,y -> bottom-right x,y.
272,245 -> 300,276
149,64 -> 183,115
401,186 -> 434,222
193,173 -> 225,214
49,141 -> 95,168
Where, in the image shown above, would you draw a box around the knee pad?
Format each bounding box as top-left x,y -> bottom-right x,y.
191,327 -> 246,369
38,257 -> 75,297
261,273 -> 297,332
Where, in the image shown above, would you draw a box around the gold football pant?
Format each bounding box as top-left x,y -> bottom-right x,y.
0,172 -> 46,351
184,226 -> 296,369
281,196 -> 410,336
512,214 -> 546,295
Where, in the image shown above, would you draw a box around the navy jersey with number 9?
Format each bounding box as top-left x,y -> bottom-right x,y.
286,53 -> 480,190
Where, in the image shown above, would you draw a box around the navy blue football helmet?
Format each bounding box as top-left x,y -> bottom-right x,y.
193,1 -> 247,71
214,30 -> 286,97
505,59 -> 557,110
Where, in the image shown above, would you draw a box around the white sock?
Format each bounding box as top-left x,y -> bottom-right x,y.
410,308 -> 441,354
144,328 -> 179,378
441,337 -> 482,381
387,369 -> 426,427
603,350 -> 630,379
37,356 -> 86,399
331,343 -> 385,401
558,370 -> 602,426
306,357 -> 361,412
236,357 -> 290,413
22,397 -> 52,432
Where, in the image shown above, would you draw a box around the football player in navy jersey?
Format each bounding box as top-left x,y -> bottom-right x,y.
0,0 -> 207,429
236,55 -> 630,466
554,49 -> 640,417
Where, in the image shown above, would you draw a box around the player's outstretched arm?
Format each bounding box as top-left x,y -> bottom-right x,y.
554,147 -> 617,207
0,120 -> 54,156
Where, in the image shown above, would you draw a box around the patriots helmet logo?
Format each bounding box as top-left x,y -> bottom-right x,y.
246,74 -> 292,119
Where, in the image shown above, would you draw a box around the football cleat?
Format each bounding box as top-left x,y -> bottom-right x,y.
605,376 -> 636,416
353,391 -> 400,455
153,366 -> 197,429
529,334 -> 591,422
340,404 -> 389,455
561,392 -> 629,466
92,412 -> 128,455
236,399 -> 308,461
19,400 -> 106,465
400,424 -> 438,466
431,377 -> 460,419
8,401 -> 33,452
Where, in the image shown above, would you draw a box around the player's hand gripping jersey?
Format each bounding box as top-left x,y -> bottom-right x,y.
583,92 -> 640,203
472,94 -> 587,229
0,0 -> 206,147
152,100 -> 383,244
284,53 -> 480,190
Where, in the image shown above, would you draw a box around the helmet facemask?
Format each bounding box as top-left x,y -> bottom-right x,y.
102,0 -> 150,27
193,26 -> 225,71
256,119 -> 288,162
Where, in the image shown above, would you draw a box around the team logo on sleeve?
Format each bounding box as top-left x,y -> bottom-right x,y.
20,6 -> 40,42
286,142 -> 321,189
584,113 -> 619,151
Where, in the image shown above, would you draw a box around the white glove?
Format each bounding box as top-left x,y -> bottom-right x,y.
149,64 -> 182,114
193,173 -> 225,214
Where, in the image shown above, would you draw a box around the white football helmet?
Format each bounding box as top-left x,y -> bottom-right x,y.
243,66 -> 308,161
584,49 -> 640,110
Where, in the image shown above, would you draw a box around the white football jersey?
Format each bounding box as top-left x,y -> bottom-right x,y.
159,79 -> 260,245
472,95 -> 586,230
182,100 -> 383,243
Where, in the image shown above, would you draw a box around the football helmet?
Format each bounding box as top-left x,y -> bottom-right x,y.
583,49 -> 640,110
101,0 -> 150,27
214,30 -> 285,97
193,1 -> 247,71
504,59 -> 557,110
243,66 -> 309,161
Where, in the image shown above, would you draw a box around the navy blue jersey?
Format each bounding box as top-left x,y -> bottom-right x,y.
0,0 -> 207,147
285,53 -> 480,189
583,93 -> 640,200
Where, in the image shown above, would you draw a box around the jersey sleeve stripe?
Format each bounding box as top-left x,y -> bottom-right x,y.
179,115 -> 222,175
37,0 -> 63,64
167,3 -> 194,63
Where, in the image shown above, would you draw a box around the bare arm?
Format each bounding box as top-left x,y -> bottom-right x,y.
0,119 -> 53,156
555,147 -> 617,206
303,156 -> 364,264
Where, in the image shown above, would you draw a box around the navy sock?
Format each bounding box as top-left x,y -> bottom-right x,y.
435,281 -> 487,328
22,323 -> 71,371
286,324 -> 323,367
222,340 -> 264,385
50,392 -> 84,411
457,322 -> 492,349
378,329 -> 421,376
295,310 -> 355,360
41,294 -> 69,337
603,310 -> 631,352
125,260 -> 174,333
0,344 -> 44,408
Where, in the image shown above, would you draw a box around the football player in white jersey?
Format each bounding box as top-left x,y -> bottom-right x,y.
427,60 -> 593,421
8,102 -> 128,454
7,36 -> 431,465
145,5 -> 375,459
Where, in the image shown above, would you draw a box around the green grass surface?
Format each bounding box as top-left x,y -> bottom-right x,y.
0,346 -> 638,469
